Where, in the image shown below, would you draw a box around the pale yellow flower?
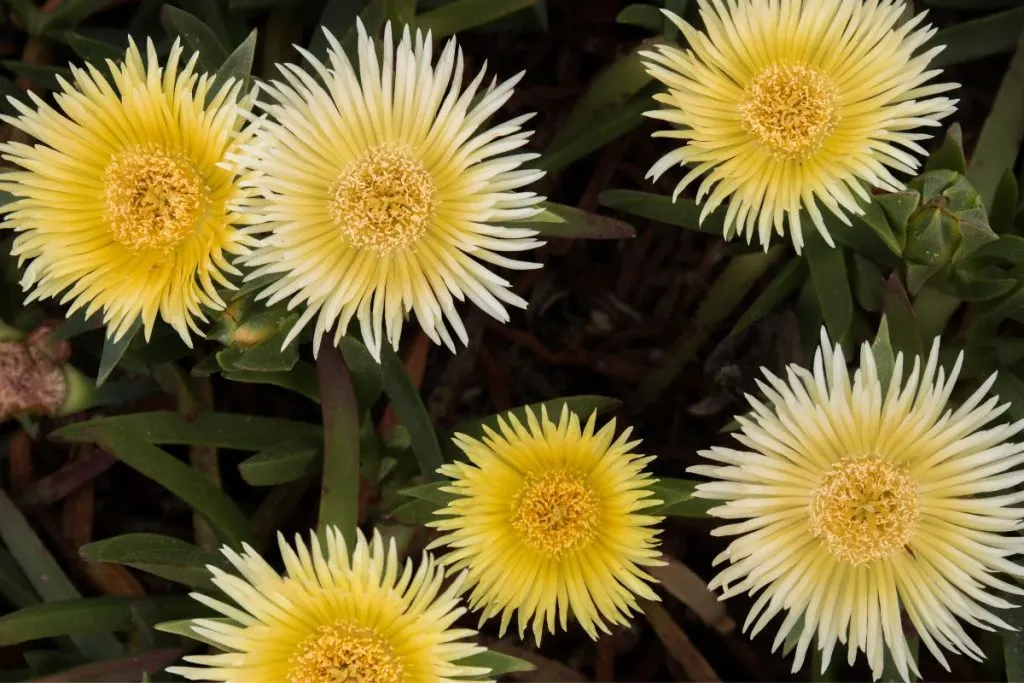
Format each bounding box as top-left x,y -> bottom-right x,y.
235,22 -> 545,359
642,0 -> 958,250
0,39 -> 256,343
167,528 -> 489,682
692,330 -> 1024,681
430,406 -> 664,643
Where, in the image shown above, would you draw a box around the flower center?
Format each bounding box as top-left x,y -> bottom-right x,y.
511,470 -> 599,558
329,144 -> 438,254
288,622 -> 402,683
103,146 -> 206,252
739,64 -> 839,161
809,455 -> 919,565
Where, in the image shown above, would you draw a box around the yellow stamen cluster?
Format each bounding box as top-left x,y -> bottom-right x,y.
288,622 -> 403,683
739,64 -> 839,161
103,146 -> 207,252
328,144 -> 438,254
510,470 -> 599,558
809,455 -> 920,565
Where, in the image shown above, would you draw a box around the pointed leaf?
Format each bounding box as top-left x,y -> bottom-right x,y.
338,336 -> 383,410
64,426 -> 252,546
239,437 -> 322,486
51,411 -> 320,450
0,597 -> 199,646
97,319 -> 141,386
381,345 -> 444,480
399,482 -> 456,507
456,650 -> 534,676
990,169 -> 1019,235
80,534 -> 227,591
805,232 -> 852,340
925,123 -> 967,174
416,0 -> 540,38
64,31 -> 124,62
522,202 -> 635,239
599,189 -> 724,234
871,317 -> 896,391
160,5 -> 229,72
214,29 -> 257,90
930,6 -> 1024,68
649,478 -> 713,517
730,257 -> 808,336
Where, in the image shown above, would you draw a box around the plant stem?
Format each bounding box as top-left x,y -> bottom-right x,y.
315,342 -> 360,542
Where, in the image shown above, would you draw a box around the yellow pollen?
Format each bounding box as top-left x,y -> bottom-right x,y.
809,455 -> 919,565
329,144 -> 438,254
103,146 -> 207,252
739,64 -> 839,161
511,470 -> 600,558
288,622 -> 402,683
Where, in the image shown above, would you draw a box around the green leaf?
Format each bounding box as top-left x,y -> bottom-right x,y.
51,411 -> 320,450
160,5 -> 230,72
925,124 -> 967,175
875,191 -> 920,250
870,317 -> 896,391
399,481 -> 456,507
223,365 -> 320,404
156,618 -> 230,649
97,319 -> 141,386
599,189 -> 724,235
79,534 -> 227,592
308,0 -> 362,60
967,35 -> 1024,208
856,200 -> 904,258
805,232 -> 852,341
852,254 -> 886,313
315,344 -> 361,538
39,0 -> 115,32
338,336 -> 384,410
882,275 -> 924,359
381,345 -> 444,480
64,31 -> 124,62
1,62 -> 73,91
634,246 -> 784,408
389,498 -> 439,525
239,437 -> 322,486
521,202 -> 635,239
416,0 -> 540,38
548,47 -> 653,152
456,650 -> 535,676
649,478 -> 713,517
214,29 -> 258,90
0,597 -> 199,646
0,489 -> 122,659
989,170 -> 1019,234
938,264 -> 1017,301
540,92 -> 653,173
930,6 -> 1024,68
616,4 -> 664,31
0,547 -> 38,609
62,425 -> 252,547
730,257 -> 808,336
449,395 -> 622,443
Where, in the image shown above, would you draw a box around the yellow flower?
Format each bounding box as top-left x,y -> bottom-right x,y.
642,0 -> 958,250
235,22 -> 545,359
0,39 -> 256,344
430,406 -> 664,643
692,330 -> 1024,681
167,528 -> 489,682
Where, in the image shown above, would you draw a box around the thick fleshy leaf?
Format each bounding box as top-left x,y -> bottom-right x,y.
239,437 -> 322,487
599,189 -> 724,234
55,425 -> 252,547
522,202 -> 635,239
805,232 -> 852,340
0,597 -> 200,646
416,0 -> 539,38
50,411 -> 319,450
649,478 -> 714,517
381,345 -> 444,480
730,257 -> 807,336
160,5 -> 229,72
79,534 -> 227,592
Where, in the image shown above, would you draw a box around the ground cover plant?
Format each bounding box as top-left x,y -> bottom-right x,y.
2,0 -> 1024,681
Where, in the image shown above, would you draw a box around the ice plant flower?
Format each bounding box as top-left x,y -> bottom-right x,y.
235,22 -> 545,359
691,329 -> 1024,681
0,39 -> 256,344
430,406 -> 664,643
166,527 -> 490,682
641,0 -> 958,250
